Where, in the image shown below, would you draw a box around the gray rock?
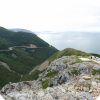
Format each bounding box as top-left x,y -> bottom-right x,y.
79,78 -> 86,83
78,64 -> 87,74
49,79 -> 54,87
67,92 -> 93,100
1,81 -> 42,95
93,65 -> 100,70
77,92 -> 93,100
67,92 -> 78,100
60,72 -> 70,84
51,66 -> 57,72
46,87 -> 58,99
44,71 -> 49,76
49,79 -> 58,87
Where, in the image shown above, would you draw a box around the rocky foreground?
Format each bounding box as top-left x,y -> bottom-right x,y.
1,56 -> 100,100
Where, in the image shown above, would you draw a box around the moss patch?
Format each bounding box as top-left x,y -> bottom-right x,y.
46,71 -> 59,78
42,71 -> 59,89
42,79 -> 50,89
92,69 -> 100,75
71,70 -> 78,75
70,59 -> 83,65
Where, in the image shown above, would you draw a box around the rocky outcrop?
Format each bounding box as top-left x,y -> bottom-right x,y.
93,65 -> 100,70
1,55 -> 100,100
0,81 -> 42,95
38,56 -> 99,87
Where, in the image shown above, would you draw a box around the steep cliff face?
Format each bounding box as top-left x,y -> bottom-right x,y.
1,55 -> 100,100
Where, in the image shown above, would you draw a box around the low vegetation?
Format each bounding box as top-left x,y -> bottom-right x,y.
71,70 -> 78,75
42,71 -> 59,89
42,79 -> 50,89
48,48 -> 91,64
92,69 -> 100,75
70,59 -> 83,65
46,71 -> 59,78
0,65 -> 20,89
21,70 -> 42,81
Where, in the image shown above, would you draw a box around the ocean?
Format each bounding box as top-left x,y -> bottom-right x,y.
38,32 -> 100,55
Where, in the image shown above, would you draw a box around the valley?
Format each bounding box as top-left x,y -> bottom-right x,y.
0,27 -> 58,89
0,27 -> 100,100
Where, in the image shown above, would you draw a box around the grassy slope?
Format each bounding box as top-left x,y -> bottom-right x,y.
48,48 -> 92,64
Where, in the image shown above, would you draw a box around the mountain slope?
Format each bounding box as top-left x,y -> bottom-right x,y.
0,27 -> 49,49
0,27 -> 58,88
21,48 -> 92,81
0,64 -> 20,89
1,54 -> 100,100
48,48 -> 92,63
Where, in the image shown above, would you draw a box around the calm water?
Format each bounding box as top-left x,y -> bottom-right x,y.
38,32 -> 100,55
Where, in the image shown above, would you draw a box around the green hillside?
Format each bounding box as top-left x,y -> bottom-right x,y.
0,46 -> 58,74
0,65 -> 20,89
0,27 -> 58,89
0,27 -> 49,49
48,48 -> 92,63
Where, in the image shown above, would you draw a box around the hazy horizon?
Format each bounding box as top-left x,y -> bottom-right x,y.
37,31 -> 100,55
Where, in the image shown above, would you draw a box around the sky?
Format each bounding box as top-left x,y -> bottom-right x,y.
0,0 -> 100,54
0,0 -> 100,32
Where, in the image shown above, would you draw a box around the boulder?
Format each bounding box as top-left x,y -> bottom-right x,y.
51,66 -> 57,72
46,87 -> 58,99
67,92 -> 93,100
49,79 -> 54,87
78,64 -> 87,75
49,79 -> 58,87
60,72 -> 70,84
93,65 -> 100,70
79,78 -> 86,83
77,92 -> 93,100
67,92 -> 77,100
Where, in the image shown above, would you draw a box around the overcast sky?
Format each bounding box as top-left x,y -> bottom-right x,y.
0,0 -> 100,32
38,32 -> 100,54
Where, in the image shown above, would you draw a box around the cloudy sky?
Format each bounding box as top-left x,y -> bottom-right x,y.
0,0 -> 100,54
0,0 -> 100,32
